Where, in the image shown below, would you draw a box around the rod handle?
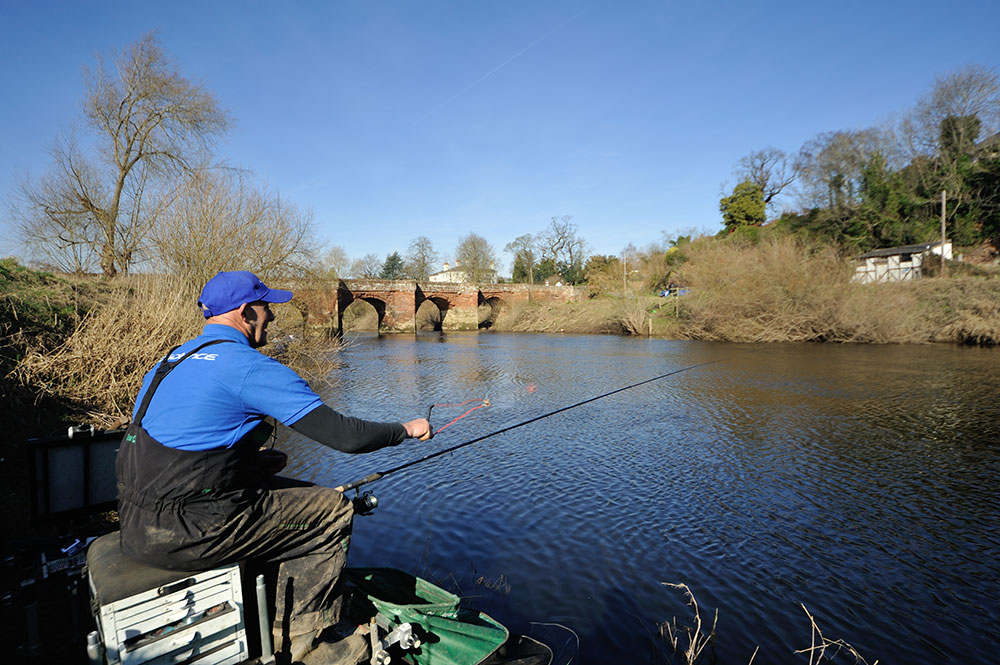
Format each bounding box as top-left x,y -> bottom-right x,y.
336,472 -> 385,493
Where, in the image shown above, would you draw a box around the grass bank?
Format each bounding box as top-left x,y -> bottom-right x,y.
491,295 -> 676,336
491,276 -> 1000,344
493,236 -> 1000,345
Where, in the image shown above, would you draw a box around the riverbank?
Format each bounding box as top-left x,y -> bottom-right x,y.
5,261 -> 999,445
491,276 -> 1000,345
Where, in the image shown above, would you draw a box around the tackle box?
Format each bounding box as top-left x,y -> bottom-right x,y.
87,533 -> 248,665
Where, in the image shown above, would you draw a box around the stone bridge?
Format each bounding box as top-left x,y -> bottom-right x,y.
293,279 -> 582,334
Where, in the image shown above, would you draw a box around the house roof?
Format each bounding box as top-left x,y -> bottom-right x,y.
856,241 -> 944,260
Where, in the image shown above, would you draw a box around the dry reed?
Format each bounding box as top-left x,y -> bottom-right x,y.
794,605 -> 879,665
659,582 -> 718,664
659,585 -> 878,665
675,235 -> 1000,344
16,274 -> 343,425
677,236 -> 852,343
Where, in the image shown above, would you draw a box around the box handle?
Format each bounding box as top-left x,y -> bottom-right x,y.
158,578 -> 196,596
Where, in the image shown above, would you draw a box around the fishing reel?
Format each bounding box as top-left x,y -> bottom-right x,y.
352,490 -> 379,516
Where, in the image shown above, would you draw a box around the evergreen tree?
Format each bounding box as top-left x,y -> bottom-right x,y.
719,181 -> 766,231
380,251 -> 405,279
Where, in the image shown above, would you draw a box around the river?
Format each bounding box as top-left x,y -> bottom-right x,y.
277,333 -> 1000,664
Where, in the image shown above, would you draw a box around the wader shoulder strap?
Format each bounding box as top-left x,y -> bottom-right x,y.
133,339 -> 236,426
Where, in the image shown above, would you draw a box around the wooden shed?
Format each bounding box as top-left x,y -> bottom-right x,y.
852,240 -> 952,283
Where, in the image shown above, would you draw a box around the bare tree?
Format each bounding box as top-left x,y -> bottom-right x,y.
17,33 -> 230,276
405,236 -> 439,280
350,254 -> 382,278
899,65 -> 1000,216
152,169 -> 316,287
454,233 -> 497,283
320,245 -> 350,279
734,147 -> 800,212
537,215 -> 588,267
902,64 -> 1000,158
536,215 -> 588,282
795,129 -> 888,209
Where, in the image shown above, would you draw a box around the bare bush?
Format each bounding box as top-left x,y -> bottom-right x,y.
616,296 -> 651,336
16,274 -> 342,425
16,275 -> 202,423
152,169 -> 317,288
678,235 -> 852,342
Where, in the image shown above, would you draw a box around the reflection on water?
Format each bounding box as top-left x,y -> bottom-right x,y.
278,334 -> 1000,664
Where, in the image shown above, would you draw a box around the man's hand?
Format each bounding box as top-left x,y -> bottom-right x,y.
403,418 -> 432,441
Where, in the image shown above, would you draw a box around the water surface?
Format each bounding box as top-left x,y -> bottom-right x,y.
278,334 -> 999,664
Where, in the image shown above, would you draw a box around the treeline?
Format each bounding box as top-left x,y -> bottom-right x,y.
720,65 -> 1000,253
8,33 -> 999,295
10,34 -> 315,287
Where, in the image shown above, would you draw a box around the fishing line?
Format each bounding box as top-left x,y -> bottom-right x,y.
428,398 -> 491,434
336,360 -> 717,493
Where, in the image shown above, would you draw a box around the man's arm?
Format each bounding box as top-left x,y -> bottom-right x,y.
290,405 -> 429,453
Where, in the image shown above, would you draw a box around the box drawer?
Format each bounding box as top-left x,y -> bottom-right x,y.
121,603 -> 246,665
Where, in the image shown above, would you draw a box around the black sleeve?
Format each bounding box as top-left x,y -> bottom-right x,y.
290,404 -> 408,454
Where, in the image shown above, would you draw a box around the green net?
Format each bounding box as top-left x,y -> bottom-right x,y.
346,568 -> 509,665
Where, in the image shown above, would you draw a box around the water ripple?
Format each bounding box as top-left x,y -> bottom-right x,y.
278,335 -> 1000,665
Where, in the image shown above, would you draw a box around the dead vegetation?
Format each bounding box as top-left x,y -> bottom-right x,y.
14,273 -> 343,426
659,584 -> 877,665
675,235 -> 1000,344
659,583 -> 717,664
489,235 -> 1000,345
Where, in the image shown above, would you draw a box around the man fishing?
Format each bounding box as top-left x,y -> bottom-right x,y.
115,270 -> 431,664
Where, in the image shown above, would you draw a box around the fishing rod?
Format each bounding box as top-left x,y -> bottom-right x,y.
336,360 -> 717,494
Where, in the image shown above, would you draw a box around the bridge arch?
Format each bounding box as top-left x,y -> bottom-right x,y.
293,279 -> 580,336
340,296 -> 385,332
415,296 -> 451,331
478,294 -> 505,329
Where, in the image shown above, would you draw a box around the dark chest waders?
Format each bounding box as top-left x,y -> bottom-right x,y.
116,339 -> 274,568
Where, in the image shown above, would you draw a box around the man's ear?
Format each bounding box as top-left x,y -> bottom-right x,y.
238,303 -> 251,321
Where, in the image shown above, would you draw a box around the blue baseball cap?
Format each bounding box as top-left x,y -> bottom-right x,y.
198,271 -> 293,318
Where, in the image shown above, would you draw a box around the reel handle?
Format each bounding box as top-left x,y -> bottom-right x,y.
425,405 -> 435,440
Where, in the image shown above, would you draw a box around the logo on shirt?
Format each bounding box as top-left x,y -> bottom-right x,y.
168,352 -> 221,361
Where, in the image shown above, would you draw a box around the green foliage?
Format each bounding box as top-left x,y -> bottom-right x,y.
584,254 -> 619,275
730,224 -> 761,243
511,255 -> 528,282
558,261 -> 586,285
0,258 -> 91,388
528,258 -> 556,283
940,115 -> 982,158
719,181 -> 766,231
969,157 -> 1000,241
380,251 -> 405,279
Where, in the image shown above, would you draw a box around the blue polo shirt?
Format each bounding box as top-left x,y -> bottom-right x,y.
133,324 -> 324,451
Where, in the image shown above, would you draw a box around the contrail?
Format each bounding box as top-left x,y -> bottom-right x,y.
414,16 -> 573,125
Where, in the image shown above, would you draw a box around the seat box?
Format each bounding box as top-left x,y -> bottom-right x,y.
87,533 -> 248,665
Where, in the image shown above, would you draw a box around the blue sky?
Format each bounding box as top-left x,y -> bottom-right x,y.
2,1 -> 999,273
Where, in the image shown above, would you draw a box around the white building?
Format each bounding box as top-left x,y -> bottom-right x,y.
427,261 -> 498,284
853,240 -> 952,284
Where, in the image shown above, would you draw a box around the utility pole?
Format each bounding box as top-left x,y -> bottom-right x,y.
941,190 -> 947,278
622,251 -> 627,296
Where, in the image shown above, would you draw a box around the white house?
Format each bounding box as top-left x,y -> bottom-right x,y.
853,240 -> 953,284
427,260 -> 498,284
